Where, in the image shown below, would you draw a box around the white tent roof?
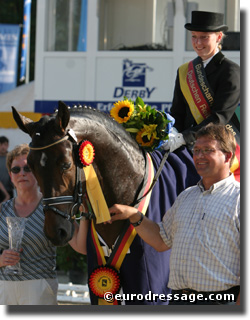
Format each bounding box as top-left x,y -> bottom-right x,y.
0,82 -> 35,150
0,81 -> 35,112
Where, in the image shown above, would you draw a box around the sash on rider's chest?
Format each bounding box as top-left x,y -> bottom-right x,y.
179,57 -> 240,182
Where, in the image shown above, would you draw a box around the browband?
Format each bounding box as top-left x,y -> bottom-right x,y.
29,135 -> 69,150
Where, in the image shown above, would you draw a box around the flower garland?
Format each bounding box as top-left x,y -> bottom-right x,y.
110,97 -> 175,151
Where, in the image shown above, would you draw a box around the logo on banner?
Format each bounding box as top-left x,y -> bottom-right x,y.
122,59 -> 152,87
113,59 -> 156,99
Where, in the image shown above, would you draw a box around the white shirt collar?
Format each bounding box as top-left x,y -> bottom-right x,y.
198,173 -> 235,193
202,48 -> 219,68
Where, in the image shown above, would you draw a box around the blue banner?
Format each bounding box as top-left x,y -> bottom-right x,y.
35,100 -> 173,114
20,0 -> 32,81
0,24 -> 20,94
77,0 -> 88,51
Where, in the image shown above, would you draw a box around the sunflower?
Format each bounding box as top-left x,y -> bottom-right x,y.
110,100 -> 134,123
136,125 -> 158,147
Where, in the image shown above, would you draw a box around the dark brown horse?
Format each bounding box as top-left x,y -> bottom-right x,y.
12,101 -> 145,247
12,101 -> 199,305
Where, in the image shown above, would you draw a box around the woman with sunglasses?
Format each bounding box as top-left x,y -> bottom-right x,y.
0,144 -> 58,305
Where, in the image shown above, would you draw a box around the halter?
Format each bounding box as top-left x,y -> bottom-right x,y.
29,130 -> 94,221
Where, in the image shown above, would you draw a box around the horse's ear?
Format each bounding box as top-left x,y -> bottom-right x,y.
55,101 -> 70,133
12,106 -> 36,137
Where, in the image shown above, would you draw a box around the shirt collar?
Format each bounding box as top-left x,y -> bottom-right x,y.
198,174 -> 235,193
202,48 -> 219,68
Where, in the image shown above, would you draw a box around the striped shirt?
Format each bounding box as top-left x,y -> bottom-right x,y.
158,174 -> 240,292
0,199 -> 57,281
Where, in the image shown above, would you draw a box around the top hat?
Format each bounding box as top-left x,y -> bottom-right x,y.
185,11 -> 228,32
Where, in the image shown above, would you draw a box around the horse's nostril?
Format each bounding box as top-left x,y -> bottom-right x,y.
58,228 -> 68,240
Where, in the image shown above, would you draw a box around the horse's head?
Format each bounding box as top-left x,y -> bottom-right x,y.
12,101 -> 79,246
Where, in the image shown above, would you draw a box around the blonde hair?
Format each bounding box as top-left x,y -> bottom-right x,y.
218,32 -> 226,51
6,144 -> 30,172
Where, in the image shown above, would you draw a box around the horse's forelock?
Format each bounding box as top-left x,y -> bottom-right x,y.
31,114 -> 65,145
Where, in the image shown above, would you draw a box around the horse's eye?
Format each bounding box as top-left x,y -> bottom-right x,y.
62,162 -> 71,171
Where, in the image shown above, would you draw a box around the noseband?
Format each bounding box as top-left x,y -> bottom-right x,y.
29,130 -> 93,221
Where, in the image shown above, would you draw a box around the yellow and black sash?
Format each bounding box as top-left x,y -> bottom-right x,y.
179,57 -> 240,181
89,153 -> 154,304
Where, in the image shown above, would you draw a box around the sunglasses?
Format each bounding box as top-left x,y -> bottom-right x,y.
10,165 -> 32,174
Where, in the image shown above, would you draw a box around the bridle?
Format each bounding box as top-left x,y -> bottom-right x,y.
29,130 -> 94,221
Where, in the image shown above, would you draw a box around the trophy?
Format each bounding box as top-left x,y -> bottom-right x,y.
4,217 -> 27,275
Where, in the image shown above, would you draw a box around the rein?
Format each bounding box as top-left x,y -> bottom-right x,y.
29,131 -> 93,221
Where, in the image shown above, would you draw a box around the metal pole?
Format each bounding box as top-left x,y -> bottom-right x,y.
25,18 -> 30,83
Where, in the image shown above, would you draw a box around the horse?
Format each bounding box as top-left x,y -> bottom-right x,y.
12,101 -> 200,305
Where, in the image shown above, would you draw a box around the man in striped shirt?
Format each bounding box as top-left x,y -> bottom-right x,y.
109,124 -> 240,305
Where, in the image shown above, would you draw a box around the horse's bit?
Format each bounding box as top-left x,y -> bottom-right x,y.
29,129 -> 94,221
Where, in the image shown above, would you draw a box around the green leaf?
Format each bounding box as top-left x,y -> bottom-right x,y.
135,96 -> 145,107
125,128 -> 140,133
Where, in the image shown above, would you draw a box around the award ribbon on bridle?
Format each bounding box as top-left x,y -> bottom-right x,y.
79,140 -> 111,224
88,153 -> 154,305
179,57 -> 240,181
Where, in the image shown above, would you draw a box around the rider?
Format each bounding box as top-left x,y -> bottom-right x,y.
162,11 -> 240,180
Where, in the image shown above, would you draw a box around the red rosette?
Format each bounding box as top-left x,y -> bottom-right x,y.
88,266 -> 121,298
79,140 -> 95,166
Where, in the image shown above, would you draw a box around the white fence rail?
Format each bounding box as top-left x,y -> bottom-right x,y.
57,283 -> 90,304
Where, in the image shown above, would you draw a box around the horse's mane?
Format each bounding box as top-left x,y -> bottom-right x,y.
63,105 -> 141,149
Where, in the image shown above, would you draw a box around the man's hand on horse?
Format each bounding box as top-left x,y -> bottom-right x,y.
109,204 -> 139,224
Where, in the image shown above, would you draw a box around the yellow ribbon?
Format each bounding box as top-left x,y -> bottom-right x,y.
83,165 -> 111,223
179,62 -> 204,125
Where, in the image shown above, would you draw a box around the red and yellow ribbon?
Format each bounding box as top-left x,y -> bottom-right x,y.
89,153 -> 154,304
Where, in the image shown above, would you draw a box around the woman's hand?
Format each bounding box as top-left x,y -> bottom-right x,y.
0,249 -> 21,267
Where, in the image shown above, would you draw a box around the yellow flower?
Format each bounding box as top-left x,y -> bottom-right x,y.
136,124 -> 158,147
141,124 -> 159,140
137,104 -> 148,113
110,100 -> 134,123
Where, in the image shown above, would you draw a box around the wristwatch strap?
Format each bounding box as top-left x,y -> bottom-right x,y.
130,211 -> 144,227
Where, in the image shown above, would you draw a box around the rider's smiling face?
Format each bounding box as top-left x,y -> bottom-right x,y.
191,31 -> 222,60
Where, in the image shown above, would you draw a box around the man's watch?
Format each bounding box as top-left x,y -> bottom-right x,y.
130,211 -> 144,227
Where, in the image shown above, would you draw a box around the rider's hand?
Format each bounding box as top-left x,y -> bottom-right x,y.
161,132 -> 186,152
